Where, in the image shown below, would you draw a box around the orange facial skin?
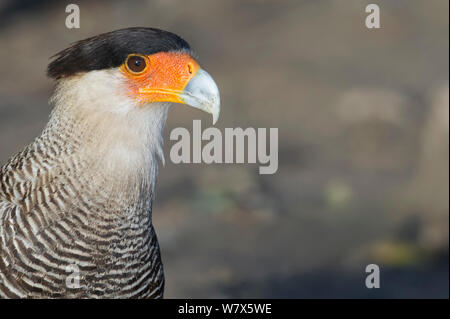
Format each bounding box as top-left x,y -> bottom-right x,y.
120,52 -> 200,105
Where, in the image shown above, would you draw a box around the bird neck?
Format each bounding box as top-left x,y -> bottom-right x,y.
2,83 -> 171,219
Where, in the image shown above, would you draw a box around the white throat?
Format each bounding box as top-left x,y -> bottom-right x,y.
47,70 -> 171,194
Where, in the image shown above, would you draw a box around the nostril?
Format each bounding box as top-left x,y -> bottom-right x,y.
187,63 -> 194,75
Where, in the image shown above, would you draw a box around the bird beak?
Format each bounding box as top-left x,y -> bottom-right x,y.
134,53 -> 221,125
178,69 -> 221,125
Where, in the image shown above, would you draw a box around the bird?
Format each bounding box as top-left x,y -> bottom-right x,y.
0,27 -> 220,298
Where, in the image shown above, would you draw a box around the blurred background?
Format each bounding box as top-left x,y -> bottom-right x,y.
0,0 -> 448,298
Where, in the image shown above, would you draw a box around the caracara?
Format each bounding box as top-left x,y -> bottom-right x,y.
0,27 -> 220,298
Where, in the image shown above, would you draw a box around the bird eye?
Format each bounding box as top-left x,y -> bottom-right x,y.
126,55 -> 147,74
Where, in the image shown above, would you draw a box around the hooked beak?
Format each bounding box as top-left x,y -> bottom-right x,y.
178,69 -> 221,125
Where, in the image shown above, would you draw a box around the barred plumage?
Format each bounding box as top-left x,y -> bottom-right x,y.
0,101 -> 166,298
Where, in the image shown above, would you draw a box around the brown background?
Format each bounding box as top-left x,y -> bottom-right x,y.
0,0 -> 448,298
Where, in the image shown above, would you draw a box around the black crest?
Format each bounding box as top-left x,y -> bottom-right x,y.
47,27 -> 191,79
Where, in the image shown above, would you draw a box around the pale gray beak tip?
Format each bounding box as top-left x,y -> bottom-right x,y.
212,111 -> 219,125
181,69 -> 221,125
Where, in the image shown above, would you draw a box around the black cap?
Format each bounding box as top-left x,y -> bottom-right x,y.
47,27 -> 191,79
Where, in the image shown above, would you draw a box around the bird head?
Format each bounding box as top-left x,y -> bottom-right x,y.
47,27 -> 220,124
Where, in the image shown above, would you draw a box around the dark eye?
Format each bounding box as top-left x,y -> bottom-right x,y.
126,55 -> 147,73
